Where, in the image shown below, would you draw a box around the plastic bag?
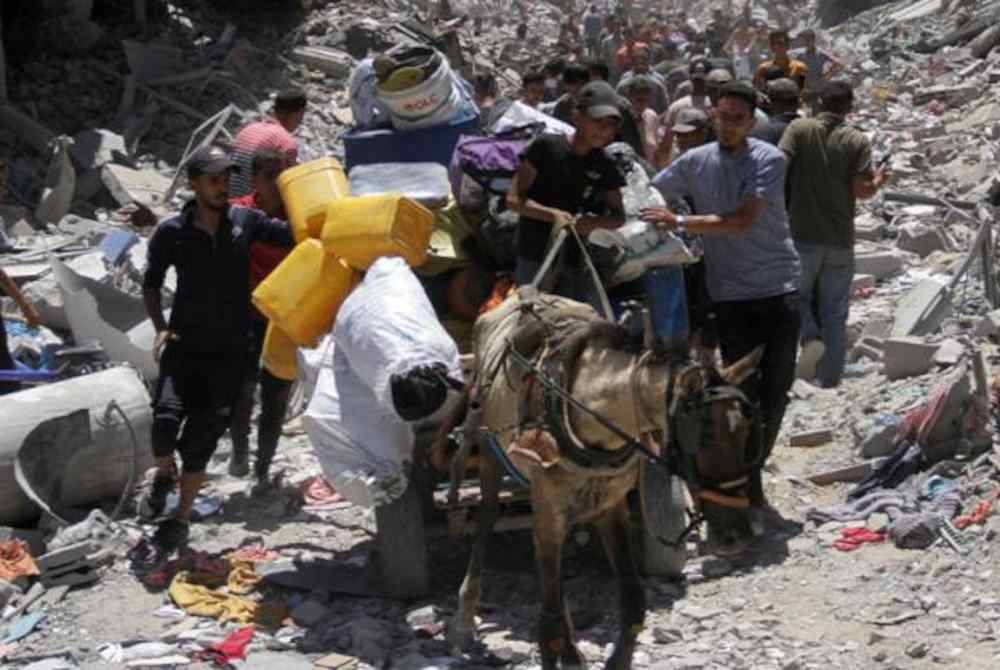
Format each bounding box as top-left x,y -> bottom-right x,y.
303,341 -> 413,509
493,101 -> 575,138
334,257 -> 462,418
348,58 -> 392,130
349,162 -> 451,209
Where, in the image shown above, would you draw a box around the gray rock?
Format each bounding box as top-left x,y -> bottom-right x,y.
883,336 -> 939,380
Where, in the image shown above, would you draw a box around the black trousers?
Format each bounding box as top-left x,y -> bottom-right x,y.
152,345 -> 244,473
229,319 -> 293,477
714,292 -> 800,463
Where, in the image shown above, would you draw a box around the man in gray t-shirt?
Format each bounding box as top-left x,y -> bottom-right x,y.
643,81 -> 801,519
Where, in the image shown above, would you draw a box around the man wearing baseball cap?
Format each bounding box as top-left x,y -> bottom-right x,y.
507,80 -> 626,303
643,81 -> 801,531
751,77 -> 801,146
140,145 -> 294,550
658,60 -> 713,162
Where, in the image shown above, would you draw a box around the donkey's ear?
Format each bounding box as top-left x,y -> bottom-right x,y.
719,346 -> 764,386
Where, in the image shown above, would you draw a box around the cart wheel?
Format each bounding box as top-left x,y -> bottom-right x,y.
374,464 -> 430,599
638,460 -> 689,579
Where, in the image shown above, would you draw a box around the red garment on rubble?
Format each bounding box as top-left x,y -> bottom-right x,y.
0,540 -> 39,581
195,626 -> 255,665
832,527 -> 885,552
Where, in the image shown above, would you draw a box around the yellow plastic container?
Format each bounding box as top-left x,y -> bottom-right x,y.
252,239 -> 359,347
261,323 -> 298,381
321,194 -> 434,270
278,158 -> 351,242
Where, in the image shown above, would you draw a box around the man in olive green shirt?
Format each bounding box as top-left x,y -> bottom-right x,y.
779,80 -> 889,387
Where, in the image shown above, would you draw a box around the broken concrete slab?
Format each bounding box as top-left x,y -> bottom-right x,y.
896,222 -> 949,258
883,336 -> 940,380
40,568 -> 99,588
36,542 -> 95,572
35,137 -> 76,227
974,309 -> 1000,337
0,368 -> 153,526
891,277 -> 953,337
292,46 -> 355,78
855,250 -> 906,280
855,213 -> 886,242
858,415 -> 901,458
933,338 -> 965,366
101,164 -> 171,210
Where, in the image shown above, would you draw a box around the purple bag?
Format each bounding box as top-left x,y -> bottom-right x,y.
449,124 -> 543,211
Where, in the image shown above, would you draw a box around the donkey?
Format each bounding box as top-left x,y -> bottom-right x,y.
442,290 -> 763,670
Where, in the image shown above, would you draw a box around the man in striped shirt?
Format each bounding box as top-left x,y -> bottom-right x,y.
229,89 -> 307,197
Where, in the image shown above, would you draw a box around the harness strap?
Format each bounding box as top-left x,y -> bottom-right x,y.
698,489 -> 751,510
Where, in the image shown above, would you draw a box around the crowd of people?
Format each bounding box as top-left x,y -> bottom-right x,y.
0,3 -> 891,548
491,2 -> 890,519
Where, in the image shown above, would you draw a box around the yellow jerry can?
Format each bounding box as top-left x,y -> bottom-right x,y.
261,322 -> 298,381
277,158 -> 351,242
321,194 -> 433,270
252,239 -> 359,348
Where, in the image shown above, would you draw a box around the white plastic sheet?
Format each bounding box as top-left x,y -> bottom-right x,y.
334,257 -> 461,415
303,342 -> 413,509
493,101 -> 575,137
303,258 -> 462,507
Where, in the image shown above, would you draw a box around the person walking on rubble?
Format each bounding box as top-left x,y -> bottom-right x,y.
229,88 -> 306,198
779,80 -> 890,389
643,81 -> 801,525
140,146 -> 294,550
227,150 -> 296,492
790,28 -> 843,101
507,81 -> 626,305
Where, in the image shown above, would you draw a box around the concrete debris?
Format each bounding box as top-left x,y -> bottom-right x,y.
891,278 -> 953,337
854,251 -> 906,280
883,336 -> 940,380
896,222 -> 950,257
974,309 -> 1000,338
292,46 -> 356,78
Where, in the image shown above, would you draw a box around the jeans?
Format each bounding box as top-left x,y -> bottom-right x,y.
715,292 -> 801,485
153,345 -> 244,473
796,243 -> 854,387
230,320 -> 293,478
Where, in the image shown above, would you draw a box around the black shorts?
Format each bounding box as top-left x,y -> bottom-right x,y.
152,345 -> 245,473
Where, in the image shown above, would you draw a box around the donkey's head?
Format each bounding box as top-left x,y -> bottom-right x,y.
668,347 -> 764,556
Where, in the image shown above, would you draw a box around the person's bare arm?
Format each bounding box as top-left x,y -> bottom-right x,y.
853,167 -> 890,200
0,268 -> 41,327
641,195 -> 763,235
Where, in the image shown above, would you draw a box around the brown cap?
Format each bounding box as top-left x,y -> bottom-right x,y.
672,107 -> 710,134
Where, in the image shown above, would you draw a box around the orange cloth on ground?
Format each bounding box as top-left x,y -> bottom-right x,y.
0,540 -> 39,581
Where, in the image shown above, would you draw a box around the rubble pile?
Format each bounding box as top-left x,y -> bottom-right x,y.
1,0 -> 1000,668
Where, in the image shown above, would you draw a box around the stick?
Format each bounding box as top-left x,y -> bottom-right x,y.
883,190 -> 976,212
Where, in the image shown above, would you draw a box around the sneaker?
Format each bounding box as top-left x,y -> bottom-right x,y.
228,454 -> 250,478
153,518 -> 190,552
796,339 -> 825,381
138,470 -> 176,521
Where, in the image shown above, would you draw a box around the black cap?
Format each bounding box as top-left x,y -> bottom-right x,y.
575,81 -> 622,120
718,81 -> 757,112
187,146 -> 237,178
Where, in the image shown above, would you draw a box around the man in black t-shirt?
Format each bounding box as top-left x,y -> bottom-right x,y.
507,81 -> 627,304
